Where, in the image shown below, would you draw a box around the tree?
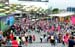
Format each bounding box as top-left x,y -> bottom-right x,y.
52,8 -> 59,14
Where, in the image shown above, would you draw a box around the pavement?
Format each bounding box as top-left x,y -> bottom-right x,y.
22,31 -> 68,47
22,43 -> 68,47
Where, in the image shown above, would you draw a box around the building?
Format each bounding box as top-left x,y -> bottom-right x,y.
67,7 -> 75,12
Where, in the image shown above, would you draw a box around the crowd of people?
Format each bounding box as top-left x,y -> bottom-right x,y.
0,17 -> 75,47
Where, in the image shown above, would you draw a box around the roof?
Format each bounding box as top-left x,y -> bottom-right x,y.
49,12 -> 75,17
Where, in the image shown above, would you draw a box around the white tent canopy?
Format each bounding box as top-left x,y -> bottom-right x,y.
12,10 -> 22,13
49,12 -> 75,17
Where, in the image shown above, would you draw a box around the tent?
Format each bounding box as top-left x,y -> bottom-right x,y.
0,13 -> 6,17
48,12 -> 75,17
0,14 -> 15,31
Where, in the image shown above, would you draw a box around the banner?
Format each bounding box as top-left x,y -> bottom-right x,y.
6,16 -> 15,26
71,16 -> 75,25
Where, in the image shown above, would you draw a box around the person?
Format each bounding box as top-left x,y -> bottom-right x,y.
58,33 -> 62,43
21,36 -> 25,44
50,35 -> 55,45
68,36 -> 75,47
47,35 -> 50,42
11,37 -> 18,47
25,34 -> 28,46
32,35 -> 35,41
0,34 -> 3,41
29,35 -> 32,43
7,20 -> 10,25
0,34 -> 3,46
16,36 -> 22,47
9,32 -> 14,40
10,24 -> 15,32
63,33 -> 70,44
25,34 -> 28,43
40,35 -> 43,43
16,36 -> 21,44
6,36 -> 12,47
43,34 -> 46,38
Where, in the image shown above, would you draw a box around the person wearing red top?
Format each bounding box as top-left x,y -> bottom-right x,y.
63,33 -> 70,44
12,37 -> 18,47
33,35 -> 35,41
10,33 -> 14,40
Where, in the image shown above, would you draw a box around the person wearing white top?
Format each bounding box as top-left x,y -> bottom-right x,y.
22,36 -> 25,44
40,35 -> 43,43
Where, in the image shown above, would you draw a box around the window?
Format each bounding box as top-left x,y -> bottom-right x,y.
18,0 -> 48,2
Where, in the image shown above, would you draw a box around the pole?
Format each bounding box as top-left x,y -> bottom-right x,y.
0,19 -> 1,31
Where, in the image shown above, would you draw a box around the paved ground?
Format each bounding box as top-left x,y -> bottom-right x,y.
26,30 -> 47,42
2,43 -> 67,47
22,43 -> 68,47
22,31 -> 68,47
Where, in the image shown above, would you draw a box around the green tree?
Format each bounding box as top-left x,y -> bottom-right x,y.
52,8 -> 59,14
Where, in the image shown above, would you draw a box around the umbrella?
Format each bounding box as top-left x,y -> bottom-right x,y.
25,8 -> 31,12
12,10 -> 22,14
4,6 -> 10,9
4,10 -> 11,14
0,9 -> 6,12
0,3 -> 5,7
0,13 -> 6,17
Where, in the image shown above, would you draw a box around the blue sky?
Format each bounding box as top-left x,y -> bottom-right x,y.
48,0 -> 75,9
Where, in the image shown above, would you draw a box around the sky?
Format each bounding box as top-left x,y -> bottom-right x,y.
9,0 -> 75,9
48,0 -> 75,9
